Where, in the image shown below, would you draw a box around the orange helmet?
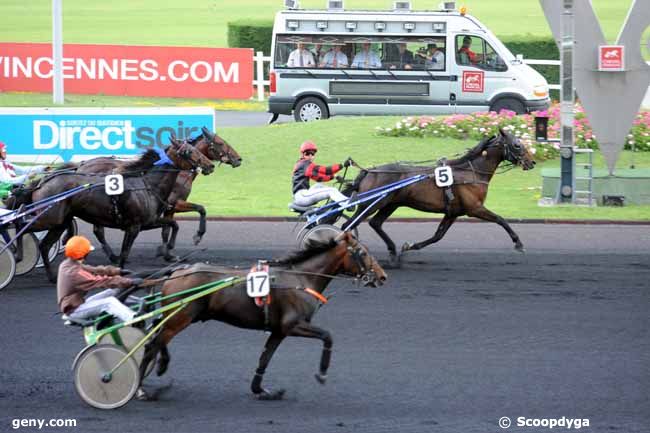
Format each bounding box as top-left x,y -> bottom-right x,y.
299,141 -> 318,154
65,236 -> 95,260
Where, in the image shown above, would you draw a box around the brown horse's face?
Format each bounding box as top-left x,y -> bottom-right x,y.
336,232 -> 387,287
168,141 -> 215,175
499,129 -> 536,170
200,127 -> 242,168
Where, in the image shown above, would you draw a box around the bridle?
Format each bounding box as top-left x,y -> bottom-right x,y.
344,238 -> 379,285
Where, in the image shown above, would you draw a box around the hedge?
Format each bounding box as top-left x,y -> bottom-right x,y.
226,23 -> 560,91
227,20 -> 274,55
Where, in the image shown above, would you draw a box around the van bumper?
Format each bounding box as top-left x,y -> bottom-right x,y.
268,97 -> 295,115
525,98 -> 551,113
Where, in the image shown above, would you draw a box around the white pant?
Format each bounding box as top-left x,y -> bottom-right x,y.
294,183 -> 349,207
69,289 -> 136,322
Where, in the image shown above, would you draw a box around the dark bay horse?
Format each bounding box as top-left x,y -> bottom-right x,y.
6,141 -> 214,281
342,128 -> 536,264
137,231 -> 387,401
73,127 -> 242,261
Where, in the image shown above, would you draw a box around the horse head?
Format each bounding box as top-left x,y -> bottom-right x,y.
200,126 -> 242,168
334,231 -> 387,287
167,140 -> 215,175
497,127 -> 536,170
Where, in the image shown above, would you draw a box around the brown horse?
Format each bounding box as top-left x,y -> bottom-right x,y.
74,127 -> 242,261
6,140 -> 214,281
342,128 -> 536,264
137,231 -> 387,401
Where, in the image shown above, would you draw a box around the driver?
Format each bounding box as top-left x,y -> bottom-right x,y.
292,141 -> 354,208
0,141 -> 48,200
57,236 -> 143,323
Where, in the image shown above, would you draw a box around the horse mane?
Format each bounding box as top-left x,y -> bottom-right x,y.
122,149 -> 161,171
447,135 -> 495,166
187,133 -> 204,145
272,238 -> 338,266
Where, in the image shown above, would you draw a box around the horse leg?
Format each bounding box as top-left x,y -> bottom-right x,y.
288,321 -> 333,385
93,225 -> 119,264
251,332 -> 286,400
402,214 -> 458,252
367,204 -> 400,267
136,312 -> 194,401
157,210 -> 173,258
468,206 -> 525,252
153,217 -> 179,262
118,225 -> 141,267
39,226 -> 66,282
61,219 -> 75,246
171,200 -> 206,246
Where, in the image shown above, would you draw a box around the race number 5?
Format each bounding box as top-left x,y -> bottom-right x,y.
104,174 -> 124,196
246,271 -> 270,298
434,166 -> 454,187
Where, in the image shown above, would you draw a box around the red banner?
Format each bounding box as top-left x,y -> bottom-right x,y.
0,43 -> 254,99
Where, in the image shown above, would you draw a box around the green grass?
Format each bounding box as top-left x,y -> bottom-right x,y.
0,92 -> 266,111
1,0 -> 633,48
187,116 -> 650,220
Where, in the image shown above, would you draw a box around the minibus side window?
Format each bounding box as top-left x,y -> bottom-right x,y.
383,40 -> 445,70
455,35 -> 507,72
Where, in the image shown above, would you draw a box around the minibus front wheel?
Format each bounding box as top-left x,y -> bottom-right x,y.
294,97 -> 329,122
489,97 -> 525,115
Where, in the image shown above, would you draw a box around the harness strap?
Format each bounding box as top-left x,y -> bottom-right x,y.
304,287 -> 328,304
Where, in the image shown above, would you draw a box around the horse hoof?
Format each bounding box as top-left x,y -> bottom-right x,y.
515,243 -> 525,253
401,242 -> 412,253
163,254 -> 179,263
135,388 -> 153,401
155,246 -> 166,258
192,234 -> 203,245
255,389 -> 285,401
315,373 -> 327,384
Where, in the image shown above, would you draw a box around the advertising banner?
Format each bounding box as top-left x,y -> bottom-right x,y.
0,107 -> 215,162
0,43 -> 254,99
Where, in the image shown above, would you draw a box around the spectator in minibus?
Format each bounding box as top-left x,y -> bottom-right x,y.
287,42 -> 315,68
418,43 -> 445,70
312,44 -> 328,65
388,43 -> 414,70
352,43 -> 382,69
319,45 -> 348,68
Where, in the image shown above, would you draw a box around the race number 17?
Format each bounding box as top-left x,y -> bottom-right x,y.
246,271 -> 270,297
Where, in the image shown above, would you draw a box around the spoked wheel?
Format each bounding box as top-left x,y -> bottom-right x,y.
0,241 -> 17,291
9,232 -> 40,276
33,231 -> 60,269
297,224 -> 344,250
58,218 -> 78,255
73,344 -> 140,410
98,327 -> 154,377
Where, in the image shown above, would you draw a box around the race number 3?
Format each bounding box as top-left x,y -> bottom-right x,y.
104,174 -> 124,196
246,271 -> 270,298
434,166 -> 454,187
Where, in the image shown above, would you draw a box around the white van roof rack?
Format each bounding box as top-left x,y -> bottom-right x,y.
393,1 -> 411,11
284,0 -> 299,9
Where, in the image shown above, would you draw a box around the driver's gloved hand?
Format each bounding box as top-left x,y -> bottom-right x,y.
343,157 -> 354,168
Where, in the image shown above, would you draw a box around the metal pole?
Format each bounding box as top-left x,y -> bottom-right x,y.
558,0 -> 575,203
52,0 -> 64,104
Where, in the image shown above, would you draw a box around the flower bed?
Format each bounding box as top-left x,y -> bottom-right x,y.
376,103 -> 650,161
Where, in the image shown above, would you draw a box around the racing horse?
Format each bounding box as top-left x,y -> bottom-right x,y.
136,231 -> 387,401
342,128 -> 536,264
73,127 -> 242,261
6,140 -> 214,281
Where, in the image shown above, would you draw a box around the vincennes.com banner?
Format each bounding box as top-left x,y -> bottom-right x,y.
0,107 -> 216,163
0,43 -> 254,99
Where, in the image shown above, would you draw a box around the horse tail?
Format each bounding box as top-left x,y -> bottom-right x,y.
342,169 -> 369,195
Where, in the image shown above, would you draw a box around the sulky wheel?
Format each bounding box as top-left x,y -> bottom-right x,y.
97,327 -> 154,377
298,224 -> 343,250
11,232 -> 40,276
73,344 -> 140,410
35,231 -> 61,268
0,241 -> 17,291
58,218 -> 79,255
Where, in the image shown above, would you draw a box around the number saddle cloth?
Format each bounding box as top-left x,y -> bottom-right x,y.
436,158 -> 455,205
248,263 -> 328,308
